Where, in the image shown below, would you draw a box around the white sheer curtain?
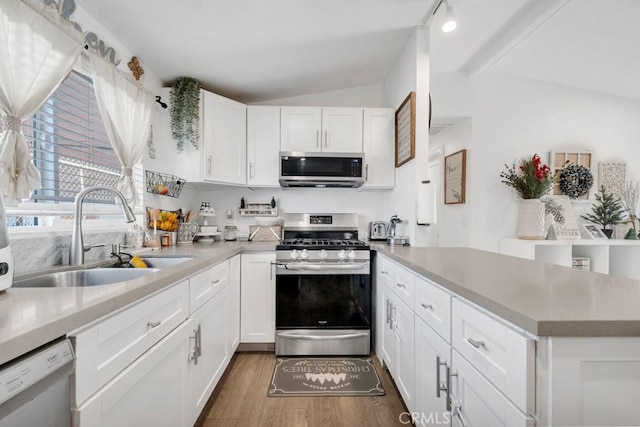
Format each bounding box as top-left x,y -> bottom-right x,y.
89,54 -> 154,208
0,0 -> 83,206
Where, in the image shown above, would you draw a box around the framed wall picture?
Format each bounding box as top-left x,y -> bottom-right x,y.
444,149 -> 466,204
395,92 -> 415,167
581,224 -> 609,240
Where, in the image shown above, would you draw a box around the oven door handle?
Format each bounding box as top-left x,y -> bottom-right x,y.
277,331 -> 370,341
275,262 -> 369,271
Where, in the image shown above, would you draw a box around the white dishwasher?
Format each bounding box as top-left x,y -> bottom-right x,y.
0,339 -> 74,427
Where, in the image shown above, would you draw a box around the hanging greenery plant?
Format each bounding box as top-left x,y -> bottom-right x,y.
170,77 -> 201,152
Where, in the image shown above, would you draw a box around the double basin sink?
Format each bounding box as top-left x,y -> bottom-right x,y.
13,255 -> 196,288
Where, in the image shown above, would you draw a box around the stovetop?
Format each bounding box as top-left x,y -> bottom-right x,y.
276,238 -> 370,251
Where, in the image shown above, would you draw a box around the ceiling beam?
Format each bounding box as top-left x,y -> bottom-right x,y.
461,0 -> 573,78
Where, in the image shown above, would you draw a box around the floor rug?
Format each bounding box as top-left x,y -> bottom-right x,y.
268,357 -> 385,397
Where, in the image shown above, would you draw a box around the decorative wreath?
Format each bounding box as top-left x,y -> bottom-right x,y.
559,164 -> 594,198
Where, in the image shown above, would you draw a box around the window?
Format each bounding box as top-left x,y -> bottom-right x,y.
9,69 -> 143,227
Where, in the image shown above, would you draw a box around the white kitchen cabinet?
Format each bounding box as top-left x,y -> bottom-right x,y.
189,260 -> 229,314
362,108 -> 394,189
380,282 -> 396,370
202,91 -> 247,185
280,107 -> 362,153
240,253 -> 276,343
414,317 -> 451,427
227,255 -> 241,354
187,286 -> 229,426
450,352 -> 534,427
152,88 -> 246,185
393,296 -> 415,411
247,106 -> 280,186
73,319 -> 192,427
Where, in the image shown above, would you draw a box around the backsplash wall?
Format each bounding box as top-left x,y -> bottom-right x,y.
10,231 -> 125,276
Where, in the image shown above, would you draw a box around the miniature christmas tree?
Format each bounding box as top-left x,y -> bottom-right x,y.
580,185 -> 626,238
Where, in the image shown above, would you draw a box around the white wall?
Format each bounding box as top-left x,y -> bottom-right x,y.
467,72 -> 640,252
252,83 -> 386,107
382,26 -> 431,245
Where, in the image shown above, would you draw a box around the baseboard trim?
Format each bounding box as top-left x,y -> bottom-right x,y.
237,342 -> 275,352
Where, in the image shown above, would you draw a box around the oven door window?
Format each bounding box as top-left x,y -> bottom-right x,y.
276,274 -> 371,329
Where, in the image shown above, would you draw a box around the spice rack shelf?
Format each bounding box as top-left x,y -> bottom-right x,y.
145,170 -> 186,198
238,206 -> 278,217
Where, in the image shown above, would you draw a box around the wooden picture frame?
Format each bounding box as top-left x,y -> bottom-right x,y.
395,92 -> 415,167
444,149 -> 466,204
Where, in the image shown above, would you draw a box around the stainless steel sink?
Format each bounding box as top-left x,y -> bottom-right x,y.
133,256 -> 195,269
13,268 -> 160,288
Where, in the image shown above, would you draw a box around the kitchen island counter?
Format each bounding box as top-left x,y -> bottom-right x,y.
374,245 -> 640,337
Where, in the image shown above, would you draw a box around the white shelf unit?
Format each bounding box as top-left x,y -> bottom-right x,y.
500,238 -> 640,280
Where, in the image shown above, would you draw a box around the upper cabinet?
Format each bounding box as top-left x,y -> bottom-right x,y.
247,106 -> 280,187
153,88 -> 246,186
280,107 -> 363,153
362,108 -> 394,189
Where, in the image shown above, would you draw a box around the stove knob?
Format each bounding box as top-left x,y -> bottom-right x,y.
319,249 -> 328,260
348,249 -> 357,261
290,249 -> 300,260
300,249 -> 309,260
338,250 -> 347,261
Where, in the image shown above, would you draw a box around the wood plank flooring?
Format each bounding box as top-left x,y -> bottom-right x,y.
197,353 -> 409,427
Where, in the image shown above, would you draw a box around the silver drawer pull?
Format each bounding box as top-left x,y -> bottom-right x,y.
396,282 -> 406,289
467,338 -> 485,348
147,321 -> 161,329
381,269 -> 389,275
212,279 -> 220,284
421,303 -> 433,310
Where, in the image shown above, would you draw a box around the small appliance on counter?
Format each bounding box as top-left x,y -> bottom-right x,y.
368,221 -> 387,240
0,193 -> 14,292
386,214 -> 410,246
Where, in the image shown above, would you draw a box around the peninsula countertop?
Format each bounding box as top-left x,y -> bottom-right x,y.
3,243 -> 640,367
374,245 -> 640,338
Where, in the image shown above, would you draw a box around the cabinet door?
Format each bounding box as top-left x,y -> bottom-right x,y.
280,107 -> 322,152
450,352 -> 534,427
73,319 -> 192,427
240,253 -> 276,342
247,106 -> 280,186
362,108 -> 394,189
202,91 -> 247,185
393,298 -> 415,412
187,287 -> 229,426
227,255 -> 241,355
414,317 -> 451,427
380,283 -> 396,372
321,107 -> 363,152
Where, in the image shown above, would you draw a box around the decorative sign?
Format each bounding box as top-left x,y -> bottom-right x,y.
543,195 -> 581,239
444,149 -> 466,204
395,92 -> 415,167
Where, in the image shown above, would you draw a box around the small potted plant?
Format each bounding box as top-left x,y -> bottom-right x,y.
580,185 -> 626,238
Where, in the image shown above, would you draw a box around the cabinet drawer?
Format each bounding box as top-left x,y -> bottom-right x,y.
452,299 -> 535,415
414,276 -> 451,343
190,260 -> 229,313
452,352 -> 535,427
72,281 -> 189,406
393,264 -> 415,308
376,255 -> 394,285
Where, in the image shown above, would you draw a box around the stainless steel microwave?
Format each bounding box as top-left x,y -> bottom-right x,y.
279,152 -> 365,188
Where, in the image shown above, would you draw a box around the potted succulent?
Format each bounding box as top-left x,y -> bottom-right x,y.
170,77 -> 201,152
580,185 -> 626,238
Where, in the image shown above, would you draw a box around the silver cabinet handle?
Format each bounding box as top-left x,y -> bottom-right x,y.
147,321 -> 161,329
324,129 -> 328,148
446,369 -> 457,412
316,130 -> 320,148
436,356 -> 448,398
421,303 -> 433,310
468,338 -> 485,349
391,305 -> 397,330
386,300 -> 391,325
207,155 -> 212,176
196,324 -> 202,358
212,279 -> 220,285
249,162 -> 254,179
380,269 -> 389,275
189,329 -> 199,365
365,164 -> 369,181
396,282 -> 406,289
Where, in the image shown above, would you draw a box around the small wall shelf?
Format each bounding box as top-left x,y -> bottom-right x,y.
238,205 -> 278,217
145,170 -> 186,198
500,238 -> 640,280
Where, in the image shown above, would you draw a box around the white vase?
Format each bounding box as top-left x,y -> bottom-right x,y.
517,199 -> 546,240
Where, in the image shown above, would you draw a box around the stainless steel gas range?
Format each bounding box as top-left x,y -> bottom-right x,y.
275,213 -> 371,356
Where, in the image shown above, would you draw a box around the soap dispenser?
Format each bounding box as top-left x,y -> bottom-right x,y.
0,194 -> 14,292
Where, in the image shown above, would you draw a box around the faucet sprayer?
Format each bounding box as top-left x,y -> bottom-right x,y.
70,186 -> 136,266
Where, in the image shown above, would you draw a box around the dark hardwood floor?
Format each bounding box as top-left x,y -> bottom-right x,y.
197,352 -> 409,427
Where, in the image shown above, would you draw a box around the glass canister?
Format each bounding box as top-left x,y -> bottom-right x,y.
224,225 -> 237,241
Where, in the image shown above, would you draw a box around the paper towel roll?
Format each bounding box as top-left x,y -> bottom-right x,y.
417,180 -> 437,225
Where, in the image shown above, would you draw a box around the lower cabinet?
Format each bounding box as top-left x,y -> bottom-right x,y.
73,319 -> 193,427
240,253 -> 275,343
414,317 -> 451,427
187,286 -> 229,426
379,282 -> 396,369
393,297 -> 415,411
227,255 -> 241,354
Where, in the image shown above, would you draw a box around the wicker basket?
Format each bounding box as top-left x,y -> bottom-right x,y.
249,225 -> 283,242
